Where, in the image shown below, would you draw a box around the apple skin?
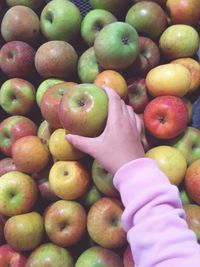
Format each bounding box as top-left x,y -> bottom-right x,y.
0,78 -> 36,115
0,244 -> 27,267
82,185 -> 102,208
40,0 -> 82,43
131,0 -> 166,6
0,115 -> 37,157
166,0 -> 200,26
125,1 -> 167,39
0,157 -> 17,176
75,246 -> 124,267
81,9 -> 117,47
59,83 -> 108,137
6,0 -> 44,9
94,22 -> 139,70
123,245 -> 135,267
92,159 -> 119,197
0,41 -> 36,79
1,6 -> 40,43
37,120 -> 55,148
40,82 -> 76,128
184,204 -> 200,241
44,200 -> 87,247
126,78 -> 149,114
4,212 -> 44,251
78,47 -> 102,83
143,96 -> 189,139
0,171 -> 38,217
179,187 -> 192,205
170,127 -> 200,165
87,197 -> 126,249
159,25 -> 200,60
35,41 -> 78,79
25,243 -> 74,267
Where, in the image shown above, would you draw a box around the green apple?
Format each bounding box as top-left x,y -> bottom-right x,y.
81,9 -> 117,47
59,83 -> 108,137
159,25 -> 200,59
78,47 -> 102,83
184,204 -> 200,241
25,243 -> 74,267
92,159 -> 119,197
4,212 -> 44,251
6,0 -> 44,9
82,185 -> 102,208
40,0 -> 82,43
0,78 -> 36,115
0,171 -> 37,216
94,22 -> 139,70
36,78 -> 64,107
179,187 -> 192,205
75,246 -> 124,267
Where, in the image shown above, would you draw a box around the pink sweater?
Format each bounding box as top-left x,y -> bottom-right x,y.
114,158 -> 200,267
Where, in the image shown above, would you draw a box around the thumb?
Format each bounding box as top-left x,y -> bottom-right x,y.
66,134 -> 94,155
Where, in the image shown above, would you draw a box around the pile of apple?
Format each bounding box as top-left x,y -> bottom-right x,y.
0,0 -> 200,266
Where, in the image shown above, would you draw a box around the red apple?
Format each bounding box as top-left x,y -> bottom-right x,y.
0,115 -> 37,156
0,157 -> 17,176
0,41 -> 36,79
123,245 -> 135,267
0,244 -> 27,267
144,96 -> 189,139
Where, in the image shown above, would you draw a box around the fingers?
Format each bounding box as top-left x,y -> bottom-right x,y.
66,134 -> 95,155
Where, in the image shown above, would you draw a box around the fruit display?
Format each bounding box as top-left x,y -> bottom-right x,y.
0,0 -> 200,266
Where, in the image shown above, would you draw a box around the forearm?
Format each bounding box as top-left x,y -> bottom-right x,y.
114,158 -> 200,267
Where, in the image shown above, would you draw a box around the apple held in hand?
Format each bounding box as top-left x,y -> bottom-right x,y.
59,83 -> 108,137
94,22 -> 139,70
75,246 -> 124,267
143,95 -> 189,139
184,204 -> 200,241
0,244 -> 27,267
0,115 -> 37,156
0,78 -> 36,115
0,171 -> 37,216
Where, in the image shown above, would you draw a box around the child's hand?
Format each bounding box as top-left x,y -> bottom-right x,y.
66,87 -> 145,174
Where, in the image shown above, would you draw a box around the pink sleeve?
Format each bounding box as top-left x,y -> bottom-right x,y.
114,158 -> 200,267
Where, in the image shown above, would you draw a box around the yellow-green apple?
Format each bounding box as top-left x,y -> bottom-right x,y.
0,41 -> 36,79
171,58 -> 200,94
87,197 -> 126,249
44,200 -> 87,247
166,0 -> 200,26
77,47 -> 102,83
0,115 -> 37,156
123,245 -> 135,267
25,243 -> 74,267
49,161 -> 90,200
40,82 -> 76,128
0,78 -> 36,115
184,204 -> 200,241
185,159 -> 200,204
126,78 -> 149,114
81,9 -> 117,47
6,0 -> 44,9
92,159 -> 119,197
34,41 -> 78,79
0,244 -> 27,267
146,63 -> 191,97
59,83 -> 108,137
82,185 -> 102,209
179,186 -> 192,205
4,212 -> 44,251
145,145 -> 187,185
37,120 -> 55,148
0,171 -> 37,216
1,6 -> 40,43
36,78 -> 65,107
159,25 -> 200,59
88,0 -> 130,17
143,96 -> 189,139
40,0 -> 82,43
125,36 -> 160,78
170,127 -> 200,165
75,246 -> 124,267
12,135 -> 50,174
125,1 -> 167,39
0,157 -> 17,176
130,0 -> 166,6
94,22 -> 139,70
